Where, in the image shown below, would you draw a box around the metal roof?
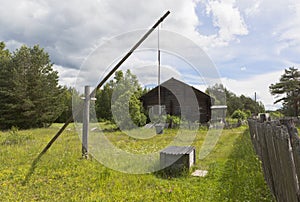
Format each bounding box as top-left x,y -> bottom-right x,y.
211,105 -> 227,109
140,77 -> 212,100
160,146 -> 195,155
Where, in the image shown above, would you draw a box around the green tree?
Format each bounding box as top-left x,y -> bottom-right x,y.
268,110 -> 284,119
95,70 -> 146,128
240,95 -> 265,115
231,109 -> 247,121
269,67 -> 300,116
55,87 -> 79,123
0,42 -> 13,128
95,80 -> 114,121
205,83 -> 226,105
206,84 -> 265,117
226,93 -> 243,116
0,43 -> 64,129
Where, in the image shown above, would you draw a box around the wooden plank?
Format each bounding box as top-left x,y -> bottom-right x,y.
262,123 -> 279,198
286,124 -> 300,200
275,126 -> 292,201
277,126 -> 298,201
248,119 -> 300,201
263,123 -> 277,196
291,135 -> 300,187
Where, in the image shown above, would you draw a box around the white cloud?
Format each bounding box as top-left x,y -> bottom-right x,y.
0,0 -> 251,69
1,0 -> 299,112
221,70 -> 284,110
53,65 -> 79,87
205,0 -> 248,43
189,70 -> 284,110
274,2 -> 300,54
244,0 -> 261,17
0,0 -> 204,68
119,54 -> 183,87
240,66 -> 246,71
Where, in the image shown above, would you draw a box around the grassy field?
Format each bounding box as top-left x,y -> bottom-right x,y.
0,123 -> 274,201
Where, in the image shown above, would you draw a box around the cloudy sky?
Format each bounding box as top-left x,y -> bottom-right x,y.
1,0 -> 299,110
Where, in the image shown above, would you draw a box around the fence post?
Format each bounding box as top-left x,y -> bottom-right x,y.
82,85 -> 90,158
248,119 -> 300,201
282,120 -> 300,199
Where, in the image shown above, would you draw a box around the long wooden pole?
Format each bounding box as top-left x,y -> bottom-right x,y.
24,11 -> 170,182
90,10 -> 170,97
39,10 -> 170,157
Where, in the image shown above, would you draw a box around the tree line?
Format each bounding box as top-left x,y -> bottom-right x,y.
0,42 -> 68,129
206,84 -> 265,120
3,42 -> 297,130
207,67 -> 300,119
0,42 -> 147,130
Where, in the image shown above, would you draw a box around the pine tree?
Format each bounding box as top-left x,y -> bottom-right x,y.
111,70 -> 146,129
95,70 -> 146,128
269,67 -> 300,116
0,42 -> 14,128
0,43 -> 65,129
95,80 -> 114,121
55,87 -> 79,123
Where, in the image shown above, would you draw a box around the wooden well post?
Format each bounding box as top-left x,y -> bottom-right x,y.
82,85 -> 90,158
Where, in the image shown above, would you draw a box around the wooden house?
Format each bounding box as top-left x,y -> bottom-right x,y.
140,78 -> 213,123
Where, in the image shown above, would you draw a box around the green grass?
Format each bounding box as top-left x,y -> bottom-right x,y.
0,123 -> 274,201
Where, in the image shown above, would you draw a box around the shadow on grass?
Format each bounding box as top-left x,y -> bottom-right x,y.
154,166 -> 190,179
216,129 -> 275,201
22,152 -> 43,185
102,128 -> 120,133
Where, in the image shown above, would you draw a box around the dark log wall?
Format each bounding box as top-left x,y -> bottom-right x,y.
193,88 -> 212,123
140,78 -> 212,123
141,86 -> 180,116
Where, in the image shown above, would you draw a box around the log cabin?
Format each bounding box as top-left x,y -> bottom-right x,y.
140,78 -> 213,123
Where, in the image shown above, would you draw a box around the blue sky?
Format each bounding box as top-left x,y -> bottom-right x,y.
1,0 -> 299,110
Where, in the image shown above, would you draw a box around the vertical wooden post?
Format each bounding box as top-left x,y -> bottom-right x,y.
82,85 -> 90,158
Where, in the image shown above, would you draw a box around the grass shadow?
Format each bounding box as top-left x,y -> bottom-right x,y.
154,166 -> 190,179
102,128 -> 120,133
22,152 -> 43,185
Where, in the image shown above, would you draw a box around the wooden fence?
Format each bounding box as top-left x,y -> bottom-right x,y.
248,119 -> 300,201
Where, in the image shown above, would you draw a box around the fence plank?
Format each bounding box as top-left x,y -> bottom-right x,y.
260,123 -> 275,196
291,135 -> 300,187
264,123 -> 277,196
278,126 -> 297,201
248,119 -> 300,202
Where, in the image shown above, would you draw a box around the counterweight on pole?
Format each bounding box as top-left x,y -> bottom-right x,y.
29,11 -> 171,169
